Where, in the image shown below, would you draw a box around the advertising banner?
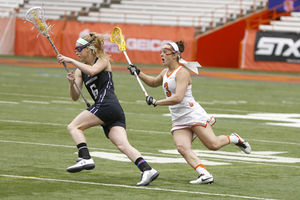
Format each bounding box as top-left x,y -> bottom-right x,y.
240,30 -> 300,73
254,31 -> 300,63
268,0 -> 300,11
15,19 -> 195,65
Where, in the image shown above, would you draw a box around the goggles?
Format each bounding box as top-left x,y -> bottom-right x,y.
75,43 -> 90,52
75,39 -> 95,52
160,48 -> 174,55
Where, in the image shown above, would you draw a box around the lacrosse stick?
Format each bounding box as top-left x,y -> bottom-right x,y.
110,27 -> 148,97
25,6 -> 90,107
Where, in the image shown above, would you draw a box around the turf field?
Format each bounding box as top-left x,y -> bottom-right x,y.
0,56 -> 300,200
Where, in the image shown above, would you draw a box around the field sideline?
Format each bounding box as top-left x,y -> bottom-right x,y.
0,56 -> 299,200
1,57 -> 300,83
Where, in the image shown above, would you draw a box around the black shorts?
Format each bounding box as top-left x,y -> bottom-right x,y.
87,102 -> 126,139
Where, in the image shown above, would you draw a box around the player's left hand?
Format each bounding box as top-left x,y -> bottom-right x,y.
128,64 -> 140,75
146,96 -> 157,107
67,71 -> 75,85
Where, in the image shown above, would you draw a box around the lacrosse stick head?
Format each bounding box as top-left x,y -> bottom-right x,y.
110,27 -> 126,51
25,6 -> 51,37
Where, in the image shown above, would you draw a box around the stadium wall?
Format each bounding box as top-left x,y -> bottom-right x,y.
195,9 -> 270,68
15,19 -> 195,65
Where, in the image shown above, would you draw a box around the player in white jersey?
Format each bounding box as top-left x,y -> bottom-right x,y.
162,65 -> 216,137
128,40 -> 251,184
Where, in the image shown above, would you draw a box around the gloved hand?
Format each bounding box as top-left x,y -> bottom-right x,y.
127,64 -> 140,75
146,96 -> 157,107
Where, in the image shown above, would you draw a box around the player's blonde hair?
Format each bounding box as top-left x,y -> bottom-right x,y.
81,32 -> 112,61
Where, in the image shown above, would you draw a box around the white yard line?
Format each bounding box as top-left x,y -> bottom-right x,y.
51,100 -> 80,104
0,119 -> 299,146
22,100 -> 49,104
0,119 -> 67,126
0,175 -> 277,200
0,101 -> 19,104
0,139 -> 120,152
0,92 -> 70,100
1,139 -> 300,167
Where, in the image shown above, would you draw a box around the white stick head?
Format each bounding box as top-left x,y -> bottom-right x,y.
25,6 -> 51,37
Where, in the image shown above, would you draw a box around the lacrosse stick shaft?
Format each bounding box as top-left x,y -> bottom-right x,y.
122,51 -> 148,97
47,36 -> 91,107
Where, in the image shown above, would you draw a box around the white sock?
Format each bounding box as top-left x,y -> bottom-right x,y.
229,134 -> 239,144
195,164 -> 211,176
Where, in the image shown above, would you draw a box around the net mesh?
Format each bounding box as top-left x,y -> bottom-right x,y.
110,27 -> 126,51
25,7 -> 51,37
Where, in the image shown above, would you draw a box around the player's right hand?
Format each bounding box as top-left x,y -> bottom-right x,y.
146,96 -> 157,107
57,54 -> 72,64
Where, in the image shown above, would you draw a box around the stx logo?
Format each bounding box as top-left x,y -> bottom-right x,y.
255,37 -> 300,57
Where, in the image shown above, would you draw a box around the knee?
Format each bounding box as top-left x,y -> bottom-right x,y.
114,141 -> 131,154
205,142 -> 221,151
67,124 -> 72,133
67,123 -> 77,134
116,143 -> 126,153
176,144 -> 191,156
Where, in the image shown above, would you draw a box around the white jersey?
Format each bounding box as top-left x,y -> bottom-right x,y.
163,66 -> 200,121
162,66 -> 215,135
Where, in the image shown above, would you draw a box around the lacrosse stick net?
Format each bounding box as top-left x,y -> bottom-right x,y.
110,26 -> 148,96
25,6 -> 52,38
110,27 -> 126,52
25,6 -> 91,107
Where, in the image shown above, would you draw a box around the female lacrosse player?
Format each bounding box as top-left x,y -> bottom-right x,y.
56,32 -> 159,186
128,40 -> 251,184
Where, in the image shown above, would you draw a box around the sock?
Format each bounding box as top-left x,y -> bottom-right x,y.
195,164 -> 210,176
135,157 -> 151,172
227,134 -> 239,144
77,143 -> 91,159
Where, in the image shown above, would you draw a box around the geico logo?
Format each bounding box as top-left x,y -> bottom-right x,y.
255,37 -> 300,57
127,38 -> 172,51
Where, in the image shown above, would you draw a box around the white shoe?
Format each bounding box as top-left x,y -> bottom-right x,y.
137,168 -> 159,186
190,173 -> 214,184
67,158 -> 95,173
231,133 -> 251,154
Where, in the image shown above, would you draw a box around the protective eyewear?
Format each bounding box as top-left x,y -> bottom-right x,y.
160,48 -> 174,55
75,43 -> 90,52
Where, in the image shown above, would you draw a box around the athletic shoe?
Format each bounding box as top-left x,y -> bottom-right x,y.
231,133 -> 251,154
137,168 -> 159,186
190,173 -> 214,184
67,158 -> 95,173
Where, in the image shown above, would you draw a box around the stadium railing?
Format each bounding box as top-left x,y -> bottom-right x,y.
246,0 -> 300,33
0,0 -> 268,35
